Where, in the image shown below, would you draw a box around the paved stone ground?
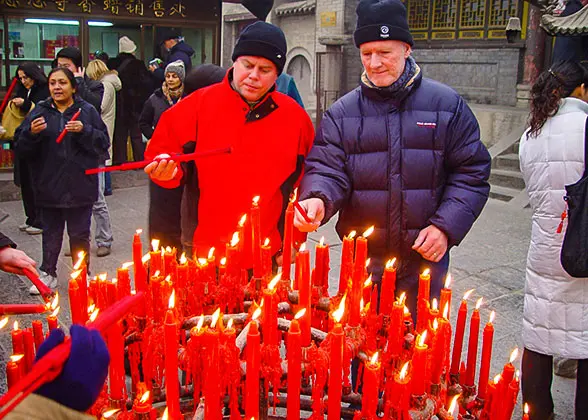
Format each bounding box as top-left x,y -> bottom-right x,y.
0,186 -> 576,418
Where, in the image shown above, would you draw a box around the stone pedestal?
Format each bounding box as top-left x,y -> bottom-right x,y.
516,83 -> 532,108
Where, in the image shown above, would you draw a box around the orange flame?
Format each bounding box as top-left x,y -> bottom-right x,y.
0,317 -> 8,330
13,321 -> 18,331
432,298 -> 438,311
238,214 -> 247,228
227,318 -> 234,330
403,306 -> 410,315
70,269 -> 83,279
332,295 -> 346,323
268,274 -> 281,291
151,239 -> 160,252
10,355 -> 24,363
360,298 -> 365,313
463,289 -> 475,300
162,408 -> 169,420
211,308 -> 221,329
370,352 -> 379,364
263,238 -> 270,247
494,374 -> 501,384
443,303 -> 449,319
165,246 -> 172,253
98,273 -> 107,282
362,226 -> 375,238
295,308 -> 307,320
386,258 -> 397,269
50,307 -> 60,318
220,257 -> 227,266
299,243 -> 306,252
73,251 -> 86,270
399,362 -> 410,380
319,236 -> 325,246
206,248 -> 215,260
252,307 -> 262,321
365,258 -> 371,268
433,318 -> 439,331
139,391 -> 150,404
290,189 -> 298,203
89,308 -> 100,322
348,230 -> 357,240
168,290 -> 175,309
179,253 -> 187,265
252,196 -> 260,206
398,292 -> 407,305
448,395 -> 460,415
136,229 -> 143,235
510,348 -> 519,364
230,232 -> 239,247
422,268 -> 431,277
102,409 -> 120,418
417,330 -> 428,347
142,253 -> 151,264
489,311 -> 496,324
50,292 -> 59,311
524,403 -> 530,415
122,262 -> 134,270
363,275 -> 372,288
88,304 -> 96,314
198,258 -> 208,266
444,274 -> 452,289
475,297 -> 484,310
196,315 -> 205,331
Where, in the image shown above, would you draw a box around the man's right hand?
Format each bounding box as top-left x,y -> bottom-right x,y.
144,154 -> 178,182
294,198 -> 325,232
0,247 -> 37,275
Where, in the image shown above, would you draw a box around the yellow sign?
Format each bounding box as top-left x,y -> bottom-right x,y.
412,32 -> 428,40
432,31 -> 455,40
459,30 -> 484,39
488,29 -> 506,39
321,11 -> 336,27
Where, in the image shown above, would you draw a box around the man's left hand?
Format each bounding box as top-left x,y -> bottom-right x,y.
412,225 -> 448,263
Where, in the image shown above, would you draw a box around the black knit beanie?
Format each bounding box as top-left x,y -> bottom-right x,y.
232,21 -> 287,74
353,0 -> 414,48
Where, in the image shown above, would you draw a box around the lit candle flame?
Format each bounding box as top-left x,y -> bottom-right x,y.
10,355 -> 24,363
98,273 -> 107,281
196,314 -> 205,331
89,308 -> 100,322
51,307 -> 60,318
444,274 -> 452,289
386,258 -> 397,269
290,188 -> 298,203
489,311 -> 496,324
88,304 -> 96,314
227,318 -> 234,330
139,391 -> 150,404
295,308 -> 307,320
494,374 -> 501,384
122,262 -> 134,270
422,268 -> 431,277
443,303 -> 449,319
448,394 -> 460,415
162,407 -> 169,420
433,318 -> 439,331
198,258 -> 208,266
360,298 -> 365,312
417,330 -> 428,347
252,307 -> 262,321
362,226 -> 375,238
102,409 -> 120,419
165,246 -> 172,253
136,229 -> 143,235
260,238 -> 269,248
208,247 -> 215,259
398,292 -> 406,305
50,293 -> 59,310
151,239 -> 160,252
142,253 -> 151,264
13,321 -> 18,331
268,274 -> 281,291
475,297 -> 483,310
524,403 -> 529,415
348,230 -> 356,240
403,306 -> 409,315
0,317 -> 8,330
463,289 -> 475,300
432,298 -> 438,311
252,196 -> 260,206
399,362 -> 410,380
516,370 -> 520,380
510,348 -> 519,364
70,269 -> 83,279
332,295 -> 346,323
179,253 -> 187,265
363,275 -> 372,288
238,214 -> 247,228
230,232 -> 239,247
168,290 -> 175,309
153,270 -> 160,278
299,243 -> 306,252
220,257 -> 227,266
370,352 -> 379,364
73,252 -> 86,270
211,308 -> 221,328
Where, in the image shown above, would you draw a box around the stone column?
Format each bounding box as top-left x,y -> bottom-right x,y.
517,3 -> 546,107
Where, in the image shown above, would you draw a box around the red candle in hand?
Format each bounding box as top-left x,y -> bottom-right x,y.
5,355 -> 23,390
262,275 -> 280,346
465,297 -> 483,387
23,329 -> 34,374
439,274 -> 452,319
55,108 -> 81,143
297,244 -> 312,346
328,299 -> 346,420
287,310 -> 304,420
380,258 -> 397,316
450,289 -> 474,375
350,227 -> 373,326
164,291 -> 181,418
411,331 -> 429,396
361,352 -> 381,418
11,321 -> 24,355
339,231 -> 356,295
282,200 -> 295,281
31,320 -> 44,352
107,320 -> 126,401
251,196 -> 262,277
246,310 -> 261,420
477,311 -> 495,399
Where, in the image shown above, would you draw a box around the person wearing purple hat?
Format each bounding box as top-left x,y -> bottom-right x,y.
295,0 -> 491,316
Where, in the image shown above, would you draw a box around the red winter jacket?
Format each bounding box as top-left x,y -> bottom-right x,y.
145,70 -> 314,267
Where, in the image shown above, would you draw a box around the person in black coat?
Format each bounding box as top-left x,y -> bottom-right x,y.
13,63 -> 49,235
14,68 -> 109,294
0,232 -> 37,275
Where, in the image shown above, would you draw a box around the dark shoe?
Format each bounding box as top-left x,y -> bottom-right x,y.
97,246 -> 111,257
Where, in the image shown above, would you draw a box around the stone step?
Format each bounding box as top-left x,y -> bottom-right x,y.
504,141 -> 521,155
493,153 -> 520,171
489,168 -> 526,190
489,184 -> 521,202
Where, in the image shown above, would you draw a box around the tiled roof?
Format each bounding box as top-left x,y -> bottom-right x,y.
275,0 -> 316,16
541,5 -> 588,35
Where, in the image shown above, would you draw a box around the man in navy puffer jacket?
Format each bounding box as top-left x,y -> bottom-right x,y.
295,0 -> 491,315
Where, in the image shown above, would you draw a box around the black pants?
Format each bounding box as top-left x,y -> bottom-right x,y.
40,206 -> 93,277
113,114 -> 144,165
148,181 -> 182,252
522,347 -> 588,420
20,162 -> 42,229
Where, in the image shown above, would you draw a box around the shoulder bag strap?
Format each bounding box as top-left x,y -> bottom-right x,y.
584,116 -> 588,178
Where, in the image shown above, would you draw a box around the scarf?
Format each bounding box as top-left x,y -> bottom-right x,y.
361,56 -> 420,99
162,82 -> 184,106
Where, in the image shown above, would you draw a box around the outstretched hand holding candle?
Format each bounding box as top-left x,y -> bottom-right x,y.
293,198 -> 325,232
0,247 -> 37,276
144,153 -> 179,182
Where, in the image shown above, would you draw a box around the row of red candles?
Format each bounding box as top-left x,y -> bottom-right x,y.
3,195 -> 530,419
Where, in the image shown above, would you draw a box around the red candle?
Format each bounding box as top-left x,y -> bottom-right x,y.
361,352 -> 381,418
107,320 -> 126,401
132,230 -> 146,291
164,291 -> 181,418
297,244 -> 312,346
55,108 -> 81,143
502,371 -> 520,420
204,308 -> 222,420
226,232 -> 240,277
416,269 -> 431,332
362,274 -> 373,308
117,263 -> 132,300
390,362 -> 410,416
0,304 -> 47,315
287,310 -> 304,420
492,349 -> 518,420
338,231 -> 356,295
263,275 -> 280,346
465,297 -> 483,387
314,236 -> 329,289
282,200 -> 294,281
328,299 -> 345,420
386,293 -> 405,358
5,355 -> 23,390
150,239 -> 163,275
73,253 -> 88,324
430,318 -> 448,385
22,329 -> 34,374
245,311 -> 261,420
176,253 -> 188,296
450,289 -> 474,375
380,258 -> 397,316
523,403 -> 530,420
439,274 -> 452,320
68,277 -> 85,325
163,246 -> 176,278
132,388 -> 153,415
31,320 -> 44,352
477,311 -> 495,400
11,321 -> 24,355
411,331 -> 429,396
251,196 -> 262,277
350,226 -> 373,326
261,238 -> 273,284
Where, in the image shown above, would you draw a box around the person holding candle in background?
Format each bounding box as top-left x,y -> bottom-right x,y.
144,17 -> 314,266
14,68 -> 109,294
294,0 -> 491,314
519,61 -> 588,420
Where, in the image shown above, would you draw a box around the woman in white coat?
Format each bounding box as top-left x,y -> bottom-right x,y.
519,61 -> 588,420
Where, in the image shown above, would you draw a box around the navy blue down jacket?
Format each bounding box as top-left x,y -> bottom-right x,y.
300,69 -> 491,260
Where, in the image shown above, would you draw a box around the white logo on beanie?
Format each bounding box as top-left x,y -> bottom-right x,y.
380,25 -> 390,38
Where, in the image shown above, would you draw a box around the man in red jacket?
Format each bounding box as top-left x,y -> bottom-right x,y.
145,22 -> 314,267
